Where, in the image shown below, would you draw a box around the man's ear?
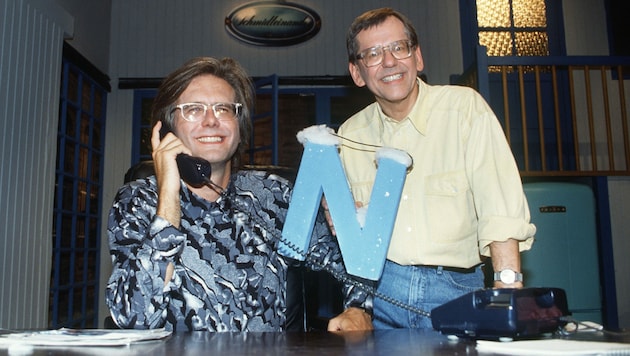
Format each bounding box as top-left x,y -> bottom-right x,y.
348,62 -> 366,87
414,46 -> 424,72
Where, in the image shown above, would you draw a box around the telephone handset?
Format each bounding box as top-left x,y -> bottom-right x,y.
175,155 -> 212,188
159,122 -> 212,188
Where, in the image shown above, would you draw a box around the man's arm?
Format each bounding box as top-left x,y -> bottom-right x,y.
489,238 -> 523,288
105,185 -> 185,329
152,121 -> 184,229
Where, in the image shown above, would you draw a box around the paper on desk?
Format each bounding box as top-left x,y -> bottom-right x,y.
0,328 -> 172,347
476,339 -> 630,355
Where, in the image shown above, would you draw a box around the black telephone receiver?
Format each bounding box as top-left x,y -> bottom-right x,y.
160,122 -> 212,188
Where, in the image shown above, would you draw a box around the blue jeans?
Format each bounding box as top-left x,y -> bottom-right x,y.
373,260 -> 484,329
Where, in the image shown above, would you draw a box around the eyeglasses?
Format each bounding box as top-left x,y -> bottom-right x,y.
356,40 -> 415,67
172,102 -> 242,122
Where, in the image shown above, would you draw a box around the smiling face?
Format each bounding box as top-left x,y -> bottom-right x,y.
172,74 -> 240,168
349,16 -> 424,119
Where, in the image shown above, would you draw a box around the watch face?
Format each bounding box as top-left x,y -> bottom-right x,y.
500,270 -> 516,284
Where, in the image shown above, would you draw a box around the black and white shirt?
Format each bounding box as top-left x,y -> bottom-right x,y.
105,170 -> 370,331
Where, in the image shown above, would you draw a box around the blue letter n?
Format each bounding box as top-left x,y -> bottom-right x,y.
280,141 -> 408,281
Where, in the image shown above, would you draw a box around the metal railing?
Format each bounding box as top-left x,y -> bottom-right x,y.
458,46 -> 630,176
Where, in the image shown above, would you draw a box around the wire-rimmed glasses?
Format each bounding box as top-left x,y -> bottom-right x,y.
356,39 -> 415,67
172,102 -> 242,122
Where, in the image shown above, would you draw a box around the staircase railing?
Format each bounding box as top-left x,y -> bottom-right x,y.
456,46 -> 630,176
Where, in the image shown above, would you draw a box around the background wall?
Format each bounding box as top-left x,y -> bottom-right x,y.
107,1 -> 462,83
0,0 -> 73,328
56,0 -> 111,74
563,0 -> 630,325
607,178 -> 630,326
563,0 -> 610,56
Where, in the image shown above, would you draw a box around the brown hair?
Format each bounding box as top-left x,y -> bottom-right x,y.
151,57 -> 254,168
346,8 -> 419,64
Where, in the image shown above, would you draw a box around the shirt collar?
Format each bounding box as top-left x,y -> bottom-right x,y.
376,78 -> 427,135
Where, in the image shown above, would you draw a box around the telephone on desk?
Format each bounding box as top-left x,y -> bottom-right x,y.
431,287 -> 570,340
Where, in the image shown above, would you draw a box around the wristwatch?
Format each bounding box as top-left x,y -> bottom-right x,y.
494,269 -> 523,284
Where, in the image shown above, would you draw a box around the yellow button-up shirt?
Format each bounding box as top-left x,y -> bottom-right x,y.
338,79 -> 535,268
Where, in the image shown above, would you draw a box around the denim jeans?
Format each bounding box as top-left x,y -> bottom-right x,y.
373,260 -> 484,329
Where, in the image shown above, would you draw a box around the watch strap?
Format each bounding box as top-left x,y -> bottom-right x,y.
493,270 -> 523,282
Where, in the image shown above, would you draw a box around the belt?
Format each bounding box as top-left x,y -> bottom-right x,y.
421,265 -> 478,274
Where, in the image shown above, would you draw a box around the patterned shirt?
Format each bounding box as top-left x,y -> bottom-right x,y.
105,170 -> 371,332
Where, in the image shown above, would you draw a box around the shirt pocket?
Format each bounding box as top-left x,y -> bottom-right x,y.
425,171 -> 476,242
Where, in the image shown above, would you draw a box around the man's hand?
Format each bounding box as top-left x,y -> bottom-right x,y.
152,121 -> 189,228
327,307 -> 373,332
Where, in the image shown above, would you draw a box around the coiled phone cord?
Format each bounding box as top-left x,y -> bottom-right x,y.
228,193 -> 432,318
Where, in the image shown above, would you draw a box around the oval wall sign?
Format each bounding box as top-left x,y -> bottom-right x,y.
225,1 -> 321,46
